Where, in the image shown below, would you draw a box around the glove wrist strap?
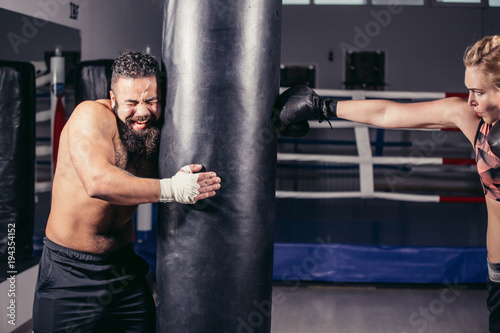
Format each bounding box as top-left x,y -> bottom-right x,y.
325,99 -> 338,119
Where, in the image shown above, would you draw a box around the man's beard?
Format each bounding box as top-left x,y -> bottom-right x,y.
114,105 -> 161,160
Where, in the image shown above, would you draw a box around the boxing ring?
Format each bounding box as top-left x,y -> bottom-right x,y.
272,88 -> 488,285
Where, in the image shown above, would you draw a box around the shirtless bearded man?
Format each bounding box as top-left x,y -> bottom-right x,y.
32,50 -> 221,333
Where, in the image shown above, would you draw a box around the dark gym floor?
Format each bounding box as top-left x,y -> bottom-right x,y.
270,283 -> 488,333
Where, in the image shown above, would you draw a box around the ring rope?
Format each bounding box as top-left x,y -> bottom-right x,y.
278,153 -> 475,166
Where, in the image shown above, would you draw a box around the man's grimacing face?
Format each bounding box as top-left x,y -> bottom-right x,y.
110,76 -> 162,157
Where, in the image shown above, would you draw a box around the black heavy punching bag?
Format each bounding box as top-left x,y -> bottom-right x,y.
0,61 -> 36,261
157,1 -> 281,332
74,59 -> 114,105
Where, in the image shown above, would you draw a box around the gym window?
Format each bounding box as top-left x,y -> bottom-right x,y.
371,0 -> 424,5
283,0 -> 310,4
283,0 -> 497,4
283,0 -> 424,5
315,0 -> 367,4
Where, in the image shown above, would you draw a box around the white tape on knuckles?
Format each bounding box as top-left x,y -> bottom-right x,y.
159,166 -> 200,204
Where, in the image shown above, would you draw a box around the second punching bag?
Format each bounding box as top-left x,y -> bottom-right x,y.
157,1 -> 281,332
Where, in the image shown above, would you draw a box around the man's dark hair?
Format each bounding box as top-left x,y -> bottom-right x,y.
111,50 -> 160,91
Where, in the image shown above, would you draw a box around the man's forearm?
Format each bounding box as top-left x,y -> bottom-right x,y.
84,166 -> 161,205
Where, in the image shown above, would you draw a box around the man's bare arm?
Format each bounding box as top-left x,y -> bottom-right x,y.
68,102 -> 220,205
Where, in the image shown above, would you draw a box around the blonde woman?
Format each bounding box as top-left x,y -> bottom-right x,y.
276,35 -> 500,332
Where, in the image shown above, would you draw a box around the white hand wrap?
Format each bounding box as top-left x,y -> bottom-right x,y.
159,165 -> 200,204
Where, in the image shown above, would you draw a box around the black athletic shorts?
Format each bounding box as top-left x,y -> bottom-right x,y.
32,237 -> 155,333
488,277 -> 500,333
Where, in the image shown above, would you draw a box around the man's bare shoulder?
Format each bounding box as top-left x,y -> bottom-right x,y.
95,99 -> 113,109
67,100 -> 117,137
74,99 -> 113,114
70,100 -> 115,124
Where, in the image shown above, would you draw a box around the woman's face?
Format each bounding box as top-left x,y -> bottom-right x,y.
465,66 -> 500,125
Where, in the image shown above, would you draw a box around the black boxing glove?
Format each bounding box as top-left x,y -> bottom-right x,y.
488,121 -> 500,157
278,121 -> 310,138
275,85 -> 338,132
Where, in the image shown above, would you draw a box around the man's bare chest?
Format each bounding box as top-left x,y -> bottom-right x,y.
113,138 -> 156,178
